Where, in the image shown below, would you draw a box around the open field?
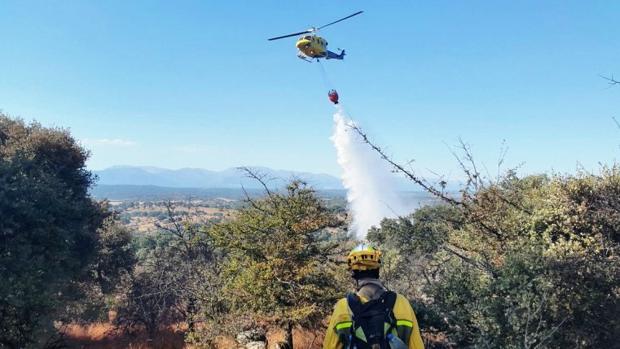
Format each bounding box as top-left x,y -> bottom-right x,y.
119,201 -> 237,234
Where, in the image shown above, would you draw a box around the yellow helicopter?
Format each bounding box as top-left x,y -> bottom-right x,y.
268,11 -> 363,62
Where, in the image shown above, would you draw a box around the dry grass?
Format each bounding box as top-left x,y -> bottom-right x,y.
62,323 -> 325,349
62,323 -> 186,349
63,323 -> 112,341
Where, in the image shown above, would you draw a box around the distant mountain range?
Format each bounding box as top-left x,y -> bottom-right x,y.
93,166 -> 344,190
90,185 -> 347,201
91,166 -> 442,204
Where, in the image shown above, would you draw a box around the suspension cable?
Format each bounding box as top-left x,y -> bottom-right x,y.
317,59 -> 334,90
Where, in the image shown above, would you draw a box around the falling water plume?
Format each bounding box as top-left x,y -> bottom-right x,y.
330,106 -> 406,240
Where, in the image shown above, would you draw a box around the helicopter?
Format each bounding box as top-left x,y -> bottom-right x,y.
268,11 -> 363,62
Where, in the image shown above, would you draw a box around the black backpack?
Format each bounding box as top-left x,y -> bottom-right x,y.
346,290 -> 399,349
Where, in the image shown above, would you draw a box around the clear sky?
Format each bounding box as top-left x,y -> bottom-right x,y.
1,1 -> 619,180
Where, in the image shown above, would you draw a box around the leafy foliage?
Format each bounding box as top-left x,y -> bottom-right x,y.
207,180 -> 346,344
0,115 -> 113,347
0,115 -> 136,347
369,169 -> 620,348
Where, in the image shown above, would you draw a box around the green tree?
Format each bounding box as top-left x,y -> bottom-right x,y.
90,215 -> 136,295
61,215 -> 136,326
0,115 -> 110,347
369,170 -> 620,348
208,178 -> 346,348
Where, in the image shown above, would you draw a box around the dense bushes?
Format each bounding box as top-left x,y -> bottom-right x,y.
0,115 -> 133,348
368,169 -> 620,348
3,111 -> 618,348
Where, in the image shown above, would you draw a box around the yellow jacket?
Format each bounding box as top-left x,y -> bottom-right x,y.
323,292 -> 424,349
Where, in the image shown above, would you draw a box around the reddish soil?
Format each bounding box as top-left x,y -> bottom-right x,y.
62,323 -> 324,349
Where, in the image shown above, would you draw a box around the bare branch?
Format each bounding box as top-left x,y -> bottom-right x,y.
613,116 -> 620,131
455,138 -> 485,191
240,184 -> 270,214
348,123 -> 463,207
497,139 -> 509,182
237,166 -> 275,197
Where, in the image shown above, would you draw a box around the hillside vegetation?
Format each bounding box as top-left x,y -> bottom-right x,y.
1,113 -> 618,348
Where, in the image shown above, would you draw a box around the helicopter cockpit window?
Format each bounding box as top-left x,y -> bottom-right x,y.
303,36 -> 312,40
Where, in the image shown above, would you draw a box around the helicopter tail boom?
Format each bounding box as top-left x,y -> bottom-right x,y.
326,49 -> 345,60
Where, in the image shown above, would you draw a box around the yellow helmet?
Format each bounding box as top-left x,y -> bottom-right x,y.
347,243 -> 381,271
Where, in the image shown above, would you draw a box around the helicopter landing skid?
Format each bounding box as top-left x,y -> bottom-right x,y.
297,53 -> 313,63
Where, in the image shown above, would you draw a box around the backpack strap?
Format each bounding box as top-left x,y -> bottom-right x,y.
381,292 -> 415,345
346,292 -> 363,316
341,292 -> 362,348
380,291 -> 398,334
382,291 -> 397,309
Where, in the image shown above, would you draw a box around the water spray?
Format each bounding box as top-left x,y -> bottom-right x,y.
330,105 -> 405,240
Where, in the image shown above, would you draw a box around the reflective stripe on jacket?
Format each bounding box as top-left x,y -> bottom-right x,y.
323,293 -> 424,349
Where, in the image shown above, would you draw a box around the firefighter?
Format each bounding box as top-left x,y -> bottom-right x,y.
323,244 -> 425,349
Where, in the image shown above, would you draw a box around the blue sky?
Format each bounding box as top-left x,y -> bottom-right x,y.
1,1 -> 619,180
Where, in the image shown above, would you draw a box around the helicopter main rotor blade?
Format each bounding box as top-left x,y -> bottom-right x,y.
318,10 -> 363,30
268,30 -> 312,41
